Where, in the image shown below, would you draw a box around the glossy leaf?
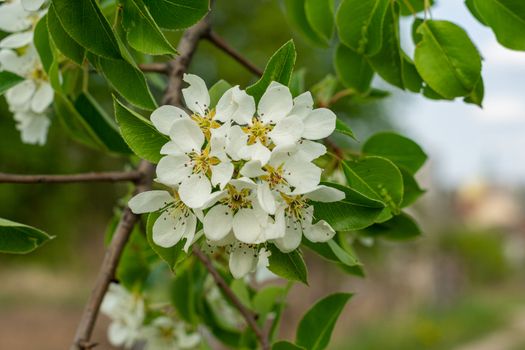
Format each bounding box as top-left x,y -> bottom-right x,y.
465,0 -> 487,25
284,0 -> 327,47
296,293 -> 353,350
0,71 -> 25,96
399,0 -> 434,16
400,168 -> 425,208
334,43 -> 374,94
143,0 -> 209,30
47,4 -> 85,65
52,0 -> 122,59
268,244 -> 308,284
121,0 -> 177,55
146,212 -> 187,271
335,118 -> 357,140
246,40 -> 297,102
414,20 -> 482,99
362,132 -> 427,174
0,218 -> 53,254
313,200 -> 384,231
336,0 -> 389,55
362,212 -> 421,240
33,15 -> 53,73
464,77 -> 484,107
114,98 -> 168,163
305,0 -> 335,43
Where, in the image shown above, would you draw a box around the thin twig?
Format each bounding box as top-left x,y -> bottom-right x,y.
205,31 -> 263,77
192,247 -> 270,350
139,62 -> 170,74
0,171 -> 142,184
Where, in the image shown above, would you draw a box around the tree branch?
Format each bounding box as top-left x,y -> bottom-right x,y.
138,62 -> 169,74
205,31 -> 263,77
192,247 -> 270,350
0,171 -> 143,184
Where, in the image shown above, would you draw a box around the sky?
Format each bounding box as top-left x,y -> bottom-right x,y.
382,1 -> 525,188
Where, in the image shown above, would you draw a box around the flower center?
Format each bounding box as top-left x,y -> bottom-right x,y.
281,193 -> 308,220
243,117 -> 273,145
189,147 -> 219,175
260,164 -> 287,189
191,109 -> 220,140
221,185 -> 253,211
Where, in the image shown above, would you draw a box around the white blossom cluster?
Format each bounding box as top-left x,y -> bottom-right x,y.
129,74 -> 345,278
0,0 -> 52,145
101,283 -> 201,350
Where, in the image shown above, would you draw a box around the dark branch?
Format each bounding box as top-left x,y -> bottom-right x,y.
193,247 -> 270,350
138,62 -> 170,74
0,171 -> 143,184
205,31 -> 263,77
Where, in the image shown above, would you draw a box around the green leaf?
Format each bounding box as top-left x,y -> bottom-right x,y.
209,80 -> 232,108
171,262 -> 199,323
268,244 -> 308,284
321,182 -> 385,208
414,20 -> 482,98
342,156 -> 404,212
399,0 -> 434,16
116,225 -> 151,290
284,0 -> 328,47
52,0 -> 122,59
400,168 -> 425,207
121,0 -> 177,55
289,69 -> 306,97
311,74 -> 338,106
47,5 -> 85,65
253,286 -> 287,317
473,0 -> 525,51
334,43 -> 374,94
96,56 -> 157,110
335,118 -> 357,139
464,77 -> 484,107
465,0 -> 487,25
273,341 -> 305,350
303,238 -> 360,268
313,200 -> 384,231
296,293 -> 353,350
0,218 -> 53,254
0,71 -> 25,96
336,0 -> 389,56
114,98 -> 168,163
362,212 -> 421,240
362,132 -> 427,174
146,212 -> 187,270
33,15 -> 54,73
142,0 -> 209,30
74,93 -> 132,154
305,0 -> 335,43
246,40 -> 297,102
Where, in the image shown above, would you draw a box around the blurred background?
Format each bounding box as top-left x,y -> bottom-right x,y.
1,0 -> 525,349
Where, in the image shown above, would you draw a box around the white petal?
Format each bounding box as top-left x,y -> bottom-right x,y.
211,161 -> 233,189
0,32 -> 33,49
233,208 -> 262,244
215,85 -> 255,124
239,141 -> 271,166
14,110 -> 49,145
160,140 -> 184,155
239,160 -> 265,178
290,91 -> 314,119
203,204 -> 233,241
107,322 -> 129,347
179,174 -> 212,209
284,160 -> 322,194
229,177 -> 257,190
305,185 -> 346,202
274,218 -> 302,253
151,105 -> 189,135
128,190 -> 172,214
257,182 -> 276,215
182,73 -> 210,115
201,190 -> 227,209
304,220 -> 336,242
268,115 -> 304,147
182,213 -> 197,252
302,108 -> 337,140
0,3 -> 32,32
22,0 -> 46,11
30,82 -> 53,113
156,155 -> 192,186
258,82 -> 293,124
229,244 -> 258,279
6,79 -> 35,107
168,118 -> 204,153
262,207 -> 285,240
296,140 -> 327,161
152,210 -> 187,247
225,125 -> 248,161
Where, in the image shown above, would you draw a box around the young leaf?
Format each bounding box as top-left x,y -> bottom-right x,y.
146,212 -> 187,271
414,20 -> 482,98
336,0 -> 389,56
268,244 -> 308,284
142,0 -> 209,30
362,212 -> 422,240
296,293 -> 353,350
305,0 -> 335,44
334,43 -> 374,94
473,0 -> 525,51
342,157 -> 404,212
335,118 -> 357,139
284,0 -> 328,47
47,5 -> 85,65
0,71 -> 25,95
114,98 -> 168,163
362,132 -> 427,174
97,56 -> 157,110
52,0 -> 122,59
246,40 -> 297,102
120,0 -> 177,55
0,218 -> 53,254
273,341 -> 305,350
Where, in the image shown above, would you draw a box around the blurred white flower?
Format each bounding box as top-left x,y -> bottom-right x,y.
143,316 -> 200,350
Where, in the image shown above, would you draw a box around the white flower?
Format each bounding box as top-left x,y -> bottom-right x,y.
0,0 -> 34,33
13,109 -> 50,145
287,91 -> 337,141
274,185 -> 345,253
143,317 -> 200,350
128,190 -> 198,252
101,283 -> 145,349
